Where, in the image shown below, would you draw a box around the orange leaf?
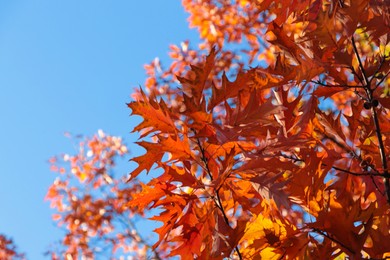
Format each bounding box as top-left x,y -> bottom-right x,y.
128,89 -> 176,137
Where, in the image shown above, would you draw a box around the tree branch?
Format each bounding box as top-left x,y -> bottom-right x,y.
194,136 -> 243,260
370,106 -> 390,202
374,70 -> 390,90
279,153 -> 388,178
311,228 -> 355,256
351,36 -> 369,87
311,80 -> 364,89
351,34 -> 390,203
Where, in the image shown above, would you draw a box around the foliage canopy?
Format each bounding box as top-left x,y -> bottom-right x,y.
125,0 -> 390,259
3,0 -> 390,259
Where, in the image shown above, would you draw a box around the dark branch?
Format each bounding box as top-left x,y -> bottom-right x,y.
311,80 -> 364,89
194,135 -> 243,260
351,34 -> 390,203
351,36 -> 369,87
374,70 -> 390,90
279,153 -> 388,178
311,228 -> 355,255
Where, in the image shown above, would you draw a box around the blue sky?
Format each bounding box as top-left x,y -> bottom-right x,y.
0,1 -> 198,258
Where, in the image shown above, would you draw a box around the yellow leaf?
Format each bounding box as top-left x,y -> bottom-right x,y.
260,247 -> 282,259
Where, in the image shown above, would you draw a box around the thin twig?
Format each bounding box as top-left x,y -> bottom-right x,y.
374,70 -> 390,90
117,215 -> 162,260
317,129 -> 386,195
370,106 -> 390,202
195,136 -> 243,260
279,153 -> 388,178
332,165 -> 388,178
311,80 -> 364,89
351,36 -> 369,87
195,137 -> 214,181
349,65 -> 365,86
311,228 -> 355,255
370,55 -> 387,87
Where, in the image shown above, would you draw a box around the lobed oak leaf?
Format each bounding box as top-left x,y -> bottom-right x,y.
291,96 -> 319,136
341,0 -> 370,35
250,69 -> 282,89
150,207 -> 181,249
228,180 -> 261,214
309,195 -> 377,255
195,124 -> 217,140
168,224 -> 204,260
240,214 -> 287,258
204,141 -> 256,159
185,111 -> 212,130
314,112 -> 348,147
127,141 -> 163,181
159,135 -> 193,161
177,47 -> 217,104
279,232 -> 310,259
211,146 -> 236,190
164,164 -> 200,187
227,218 -> 248,251
266,54 -> 295,85
345,99 -> 364,142
208,71 -> 252,110
267,22 -> 302,62
313,86 -> 349,98
251,174 -> 290,209
128,181 -> 175,210
128,90 -> 176,137
227,91 -> 286,127
364,213 -> 390,256
181,91 -> 207,115
274,88 -> 302,133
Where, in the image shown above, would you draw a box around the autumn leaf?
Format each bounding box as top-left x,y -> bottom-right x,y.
128,89 -> 176,137
208,71 -> 253,110
128,141 -> 164,181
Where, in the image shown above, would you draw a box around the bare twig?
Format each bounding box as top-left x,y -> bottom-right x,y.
117,215 -> 162,260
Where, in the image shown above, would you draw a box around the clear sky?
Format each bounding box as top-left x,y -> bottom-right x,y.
0,1 -> 198,258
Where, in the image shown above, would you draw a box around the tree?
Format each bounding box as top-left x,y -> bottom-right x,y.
45,131 -> 163,259
47,0 -> 390,259
128,0 -> 390,259
0,234 -> 25,260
